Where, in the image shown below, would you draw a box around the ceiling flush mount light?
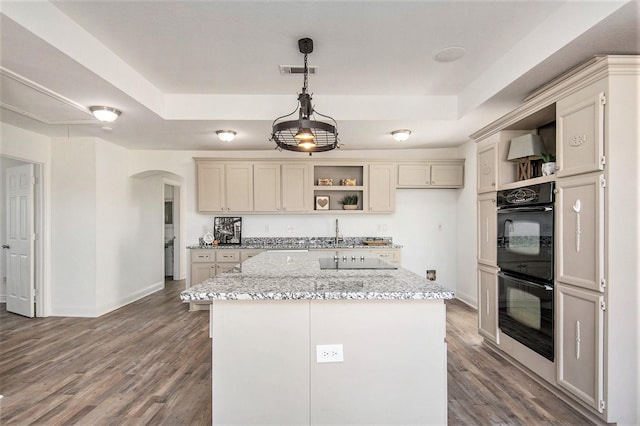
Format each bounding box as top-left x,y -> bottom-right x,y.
391,129 -> 412,142
270,38 -> 338,155
90,106 -> 121,122
434,46 -> 466,63
216,130 -> 237,142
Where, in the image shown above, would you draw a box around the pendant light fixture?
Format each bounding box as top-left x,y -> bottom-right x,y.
270,38 -> 338,155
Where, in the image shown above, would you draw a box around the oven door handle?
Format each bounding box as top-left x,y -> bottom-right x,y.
497,206 -> 553,213
498,272 -> 553,291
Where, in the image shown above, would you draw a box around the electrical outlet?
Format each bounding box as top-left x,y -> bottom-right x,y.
316,344 -> 344,363
287,225 -> 295,233
264,225 -> 270,233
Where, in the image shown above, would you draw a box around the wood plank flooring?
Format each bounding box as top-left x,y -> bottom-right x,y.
0,281 -> 593,425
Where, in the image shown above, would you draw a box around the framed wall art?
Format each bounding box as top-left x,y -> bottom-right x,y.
214,217 -> 242,245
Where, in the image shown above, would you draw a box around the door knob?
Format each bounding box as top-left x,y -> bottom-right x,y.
1,245 -> 9,249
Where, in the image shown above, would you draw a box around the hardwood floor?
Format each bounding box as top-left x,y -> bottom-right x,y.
0,282 -> 592,425
445,299 -> 593,425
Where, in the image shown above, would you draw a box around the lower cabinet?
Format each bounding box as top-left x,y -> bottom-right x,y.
191,261 -> 216,285
189,249 -> 241,286
556,283 -> 605,412
477,265 -> 499,344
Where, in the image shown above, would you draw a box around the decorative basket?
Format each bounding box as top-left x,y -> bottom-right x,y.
340,178 -> 357,186
317,178 -> 333,186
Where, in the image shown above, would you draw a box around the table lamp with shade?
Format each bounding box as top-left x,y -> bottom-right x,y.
507,134 -> 545,180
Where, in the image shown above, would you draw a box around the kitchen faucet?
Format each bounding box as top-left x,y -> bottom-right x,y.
335,218 -> 343,244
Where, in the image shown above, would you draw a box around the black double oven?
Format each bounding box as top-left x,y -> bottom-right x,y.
497,182 -> 555,361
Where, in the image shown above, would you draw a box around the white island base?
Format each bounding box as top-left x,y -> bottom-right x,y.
211,298 -> 447,425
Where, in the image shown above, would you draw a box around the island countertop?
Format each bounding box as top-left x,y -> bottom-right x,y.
180,250 -> 454,301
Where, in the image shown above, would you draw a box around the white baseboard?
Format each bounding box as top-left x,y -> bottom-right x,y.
452,290 -> 477,309
52,281 -> 165,317
96,281 -> 164,317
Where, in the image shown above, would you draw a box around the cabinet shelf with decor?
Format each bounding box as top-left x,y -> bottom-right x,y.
312,164 -> 366,212
474,103 -> 557,190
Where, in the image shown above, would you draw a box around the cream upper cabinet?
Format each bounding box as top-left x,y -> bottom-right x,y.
398,164 -> 430,187
477,193 -> 497,266
556,86 -> 605,178
197,162 -> 225,212
397,162 -> 464,188
197,161 -> 253,213
477,141 -> 498,193
253,163 -> 281,212
253,164 -> 310,212
225,163 -> 254,211
431,163 -> 464,187
478,265 -> 499,344
281,164 -> 310,212
368,164 -> 395,212
556,173 -> 605,292
556,283 -> 604,412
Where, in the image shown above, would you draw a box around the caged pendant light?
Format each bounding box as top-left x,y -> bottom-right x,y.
270,38 -> 339,155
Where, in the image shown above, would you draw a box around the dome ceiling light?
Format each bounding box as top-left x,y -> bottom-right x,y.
391,129 -> 412,142
216,130 -> 237,142
90,106 -> 121,122
270,38 -> 339,155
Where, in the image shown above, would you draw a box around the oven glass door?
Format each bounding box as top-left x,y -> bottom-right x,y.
497,206 -> 553,281
498,272 -> 554,361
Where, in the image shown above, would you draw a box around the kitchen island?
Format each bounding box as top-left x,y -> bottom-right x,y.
181,250 -> 454,425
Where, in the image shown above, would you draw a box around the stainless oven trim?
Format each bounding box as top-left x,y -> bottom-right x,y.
497,271 -> 553,291
497,206 -> 553,213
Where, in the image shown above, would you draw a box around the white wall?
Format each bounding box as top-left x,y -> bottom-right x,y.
96,140 -> 164,315
49,136 -> 165,317
455,140 -> 478,307
51,137 -> 98,315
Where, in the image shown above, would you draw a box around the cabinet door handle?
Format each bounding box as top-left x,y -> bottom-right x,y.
575,320 -> 581,360
486,290 -> 490,315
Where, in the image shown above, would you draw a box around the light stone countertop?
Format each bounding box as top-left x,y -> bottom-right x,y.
186,236 -> 402,250
180,251 -> 454,301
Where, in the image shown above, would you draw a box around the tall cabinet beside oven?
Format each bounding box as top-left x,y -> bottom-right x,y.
476,130 -> 531,345
476,138 -> 498,344
555,82 -> 607,413
472,56 -> 639,425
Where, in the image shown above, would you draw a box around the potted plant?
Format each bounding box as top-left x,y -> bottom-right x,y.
339,194 -> 359,210
541,152 -> 556,176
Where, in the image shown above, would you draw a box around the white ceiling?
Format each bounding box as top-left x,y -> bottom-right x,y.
1,1 -> 638,152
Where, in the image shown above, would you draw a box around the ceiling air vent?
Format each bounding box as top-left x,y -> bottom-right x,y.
280,65 -> 318,75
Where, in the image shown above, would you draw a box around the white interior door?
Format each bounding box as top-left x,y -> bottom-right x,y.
5,164 -> 35,317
